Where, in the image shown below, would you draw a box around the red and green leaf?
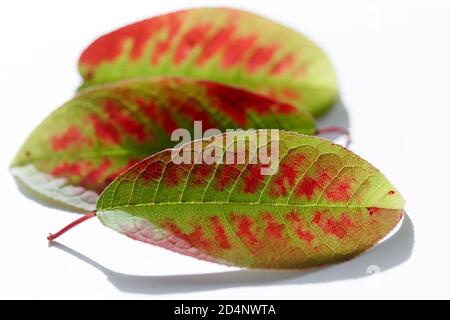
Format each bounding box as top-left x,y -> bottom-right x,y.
94,130 -> 405,269
10,78 -> 315,211
78,7 -> 338,117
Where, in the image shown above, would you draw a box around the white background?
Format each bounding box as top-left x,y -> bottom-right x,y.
1,0 -> 449,299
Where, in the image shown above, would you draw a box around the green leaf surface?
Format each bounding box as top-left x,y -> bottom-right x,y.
96,130 -> 404,269
11,78 -> 315,211
78,7 -> 338,117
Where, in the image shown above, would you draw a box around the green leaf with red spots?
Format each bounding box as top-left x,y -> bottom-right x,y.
10,78 -> 315,211
94,130 -> 405,269
78,7 -> 337,117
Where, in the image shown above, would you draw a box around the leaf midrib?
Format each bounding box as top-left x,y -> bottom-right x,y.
98,201 -> 402,211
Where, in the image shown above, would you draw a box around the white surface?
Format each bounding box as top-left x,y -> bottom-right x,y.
1,0 -> 449,299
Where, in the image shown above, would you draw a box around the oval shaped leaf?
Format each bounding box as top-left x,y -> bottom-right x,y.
11,78 -> 315,211
78,8 -> 338,117
96,130 -> 405,269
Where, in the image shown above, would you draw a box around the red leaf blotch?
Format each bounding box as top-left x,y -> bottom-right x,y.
262,213 -> 285,240
295,172 -> 330,199
50,126 -> 90,151
312,211 -> 353,239
242,164 -> 265,193
270,53 -> 295,75
325,180 -> 351,202
246,44 -> 278,73
191,164 -> 215,186
151,13 -> 183,65
52,162 -> 85,177
270,153 -> 305,197
286,212 -> 315,243
174,23 -> 212,65
197,25 -> 235,65
222,35 -> 257,68
215,164 -> 241,191
141,161 -> 164,184
79,16 -> 166,69
87,114 -> 121,145
104,100 -> 147,142
80,158 -> 112,190
209,216 -> 231,249
230,214 -> 260,249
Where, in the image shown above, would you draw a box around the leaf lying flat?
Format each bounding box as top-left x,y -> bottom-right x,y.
78,7 -> 338,117
11,78 -> 315,211
96,130 -> 405,269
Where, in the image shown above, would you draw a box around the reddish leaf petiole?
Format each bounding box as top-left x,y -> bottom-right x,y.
47,211 -> 96,241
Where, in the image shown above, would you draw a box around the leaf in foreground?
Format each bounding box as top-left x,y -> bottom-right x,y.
50,130 -> 405,269
11,78 -> 315,211
78,7 -> 338,117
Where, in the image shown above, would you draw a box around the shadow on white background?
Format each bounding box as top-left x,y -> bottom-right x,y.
50,214 -> 414,295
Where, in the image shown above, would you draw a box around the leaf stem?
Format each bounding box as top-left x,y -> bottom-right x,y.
47,211 -> 96,241
316,127 -> 351,148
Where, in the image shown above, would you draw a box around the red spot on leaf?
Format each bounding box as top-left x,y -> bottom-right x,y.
282,88 -> 301,100
204,84 -> 247,125
104,100 -> 147,142
286,212 -> 315,243
367,207 -> 380,216
141,161 -> 164,184
262,213 -> 284,240
171,96 -> 215,129
270,153 -> 305,197
270,54 -> 295,75
187,225 -> 211,250
312,211 -> 322,224
210,216 -> 231,249
136,96 -> 179,133
326,180 -> 351,202
246,44 -> 278,73
80,158 -> 112,190
222,35 -> 257,68
274,101 -> 297,114
388,190 -> 396,195
163,162 -> 191,187
312,211 -> 353,239
323,219 -> 346,238
204,82 -> 293,125
215,164 -> 241,191
295,173 -> 330,199
242,164 -> 264,193
88,114 -> 121,145
51,126 -> 90,151
339,214 -> 353,230
79,16 -> 165,68
163,221 -> 211,251
52,162 -> 84,177
174,23 -> 212,64
191,164 -> 215,186
230,214 -> 259,248
197,25 -> 235,65
164,162 -> 182,186
151,13 -> 182,65
161,110 -> 178,134
163,222 -> 190,245
135,97 -> 158,119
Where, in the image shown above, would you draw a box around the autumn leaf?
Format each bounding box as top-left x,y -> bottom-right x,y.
78,7 -> 338,117
10,78 -> 315,211
51,130 -> 405,269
